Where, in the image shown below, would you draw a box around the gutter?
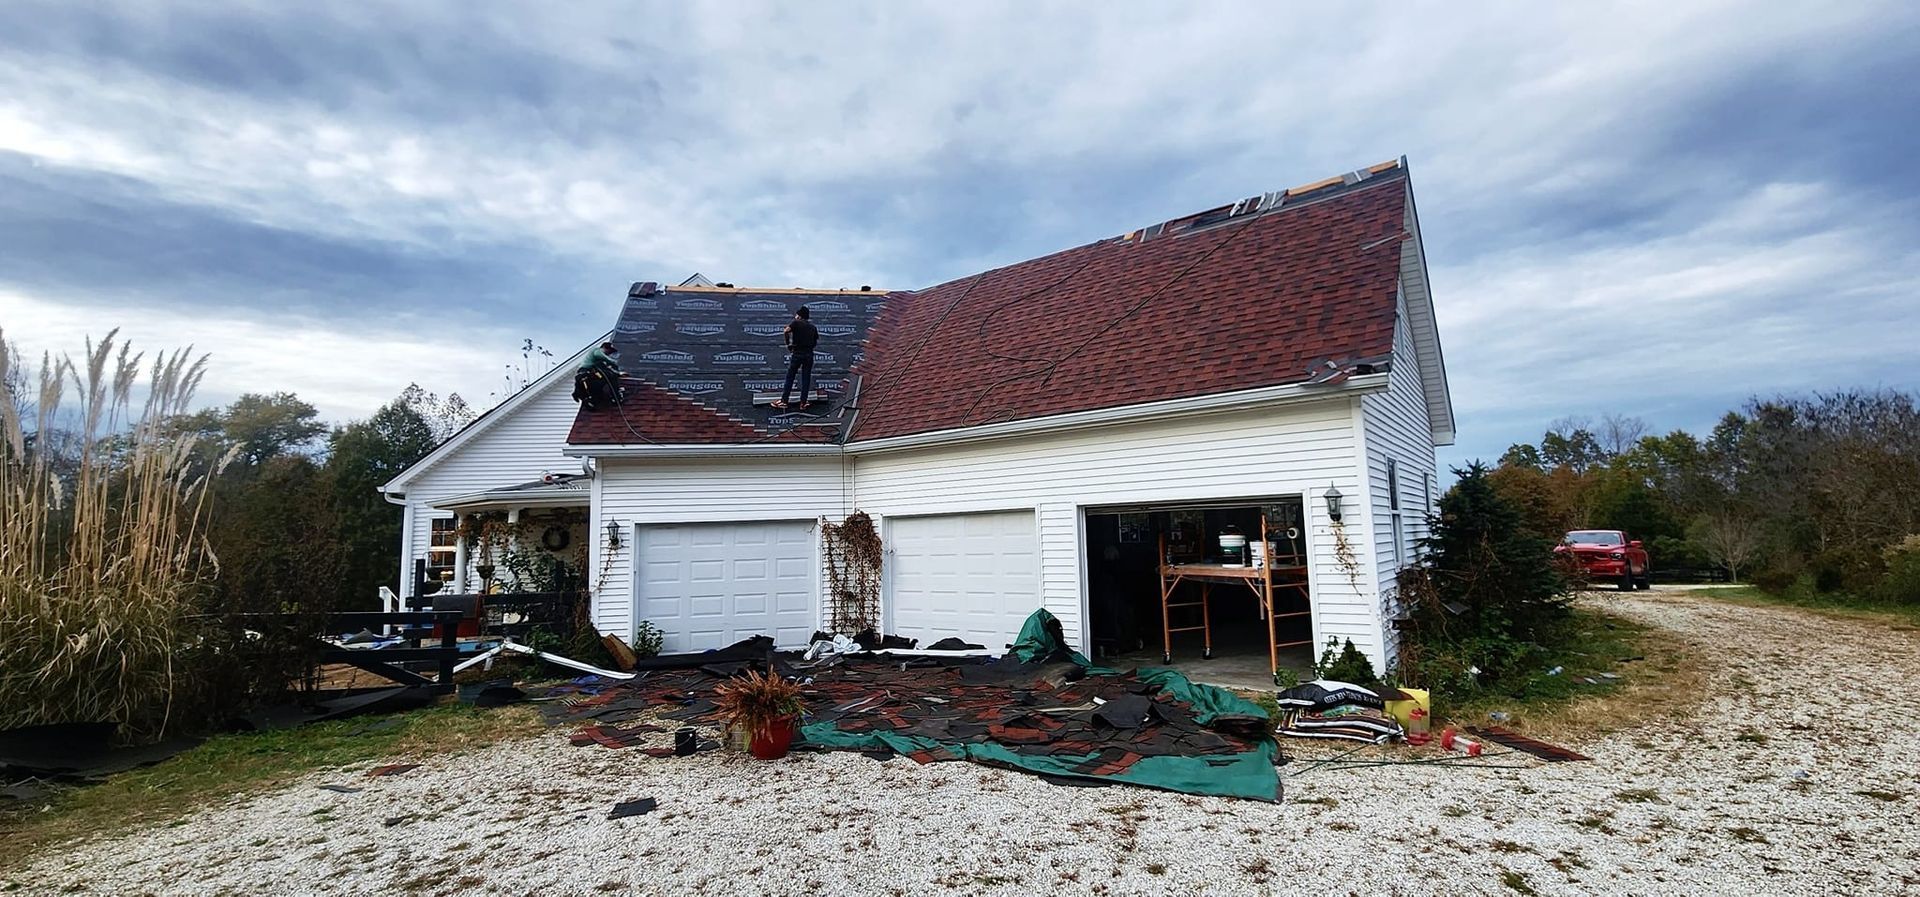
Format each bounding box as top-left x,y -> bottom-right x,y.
844,372 -> 1389,455
563,443 -> 846,460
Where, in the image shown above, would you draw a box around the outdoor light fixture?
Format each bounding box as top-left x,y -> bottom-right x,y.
1325,485 -> 1344,523
605,518 -> 623,550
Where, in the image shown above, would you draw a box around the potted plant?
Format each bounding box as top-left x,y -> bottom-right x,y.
713,668 -> 805,760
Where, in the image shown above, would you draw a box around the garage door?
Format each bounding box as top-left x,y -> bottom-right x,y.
636,521 -> 815,652
888,510 -> 1039,651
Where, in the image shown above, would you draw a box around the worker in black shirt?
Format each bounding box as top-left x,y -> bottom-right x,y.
776,306 -> 819,410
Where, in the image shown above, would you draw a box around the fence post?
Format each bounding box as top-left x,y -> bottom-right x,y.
439,611 -> 459,692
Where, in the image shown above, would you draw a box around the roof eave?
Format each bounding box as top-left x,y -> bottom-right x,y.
431,490 -> 592,512
562,443 -> 844,460
379,334 -> 609,493
1395,163 -> 1457,445
845,373 -> 1389,456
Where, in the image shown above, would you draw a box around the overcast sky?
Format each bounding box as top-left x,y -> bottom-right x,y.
2,1 -> 1916,468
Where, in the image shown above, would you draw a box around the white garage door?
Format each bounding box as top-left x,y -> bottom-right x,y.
888,510 -> 1039,651
636,521 -> 815,653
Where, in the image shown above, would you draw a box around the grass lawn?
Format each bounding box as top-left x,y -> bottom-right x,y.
1242,599 -> 1698,740
1701,584 -> 1920,628
0,701 -> 539,872
1436,603 -> 1674,729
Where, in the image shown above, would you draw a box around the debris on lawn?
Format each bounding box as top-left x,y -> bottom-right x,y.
468,681 -> 529,708
522,609 -> 1282,800
568,724 -> 663,749
318,784 -> 363,794
1274,680 -> 1406,744
1439,728 -> 1484,756
0,778 -> 56,803
364,763 -> 420,777
608,797 -> 658,819
1469,726 -> 1591,762
0,722 -> 203,781
241,685 -> 437,732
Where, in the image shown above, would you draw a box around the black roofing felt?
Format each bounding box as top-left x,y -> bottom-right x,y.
609,287 -> 891,430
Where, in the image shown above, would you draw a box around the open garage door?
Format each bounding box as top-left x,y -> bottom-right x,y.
636,521 -> 815,652
888,510 -> 1039,651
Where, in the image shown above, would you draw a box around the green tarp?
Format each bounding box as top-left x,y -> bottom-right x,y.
799,609 -> 1281,801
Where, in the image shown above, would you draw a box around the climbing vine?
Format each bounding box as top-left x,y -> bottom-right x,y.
1330,519 -> 1365,594
820,511 -> 883,634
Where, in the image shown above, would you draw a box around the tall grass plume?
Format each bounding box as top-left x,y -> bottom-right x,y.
0,328 -> 226,739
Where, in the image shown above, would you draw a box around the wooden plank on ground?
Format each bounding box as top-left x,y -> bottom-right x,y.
603,635 -> 638,672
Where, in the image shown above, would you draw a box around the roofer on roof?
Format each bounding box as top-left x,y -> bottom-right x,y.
571,340 -> 624,410
774,306 -> 819,410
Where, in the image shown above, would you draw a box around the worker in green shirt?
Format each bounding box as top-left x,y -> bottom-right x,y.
573,341 -> 624,408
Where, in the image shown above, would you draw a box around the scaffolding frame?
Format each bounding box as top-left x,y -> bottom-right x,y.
1158,515 -> 1312,682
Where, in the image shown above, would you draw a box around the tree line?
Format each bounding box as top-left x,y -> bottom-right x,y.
0,328 -> 565,738
1485,389 -> 1920,602
170,386 -> 473,616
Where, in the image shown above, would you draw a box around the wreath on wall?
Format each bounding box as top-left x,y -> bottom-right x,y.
541,525 -> 572,551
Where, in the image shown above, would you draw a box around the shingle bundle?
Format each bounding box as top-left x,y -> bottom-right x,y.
1275,680 -> 1405,744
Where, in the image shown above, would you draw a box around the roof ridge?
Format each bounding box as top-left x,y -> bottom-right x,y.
1123,159 -> 1404,245
666,285 -> 887,295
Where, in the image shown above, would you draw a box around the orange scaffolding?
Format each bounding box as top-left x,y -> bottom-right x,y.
1158,515 -> 1312,682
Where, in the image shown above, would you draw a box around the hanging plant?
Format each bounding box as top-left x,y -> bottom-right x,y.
820,511 -> 883,634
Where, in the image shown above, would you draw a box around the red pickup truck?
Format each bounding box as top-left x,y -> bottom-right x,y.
1556,530 -> 1651,590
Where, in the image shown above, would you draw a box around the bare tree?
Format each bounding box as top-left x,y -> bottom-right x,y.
1,336 -> 32,436
1598,413 -> 1649,458
1691,510 -> 1763,582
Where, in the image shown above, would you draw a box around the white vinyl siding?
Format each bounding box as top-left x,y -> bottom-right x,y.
396,369 -> 590,599
1360,290 -> 1442,667
849,400 -> 1384,668
589,456 -> 845,639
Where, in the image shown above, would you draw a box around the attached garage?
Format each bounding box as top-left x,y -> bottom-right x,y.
635,521 -> 816,652
887,510 -> 1039,650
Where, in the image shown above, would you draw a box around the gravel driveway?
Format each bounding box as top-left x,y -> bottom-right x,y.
12,590 -> 1920,896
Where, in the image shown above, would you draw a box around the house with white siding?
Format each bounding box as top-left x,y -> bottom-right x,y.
380,158 -> 1452,680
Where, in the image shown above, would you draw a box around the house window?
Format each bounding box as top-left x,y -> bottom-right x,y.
1422,471 -> 1436,555
427,517 -> 458,582
1388,459 -> 1405,567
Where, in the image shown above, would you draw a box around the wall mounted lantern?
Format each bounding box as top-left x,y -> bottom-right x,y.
605,518 -> 623,550
1324,485 -> 1344,523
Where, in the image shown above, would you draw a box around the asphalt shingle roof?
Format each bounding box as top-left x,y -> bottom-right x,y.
569,160 -> 1411,447
848,164 -> 1410,441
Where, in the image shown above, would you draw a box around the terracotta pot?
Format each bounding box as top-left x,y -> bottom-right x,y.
748,715 -> 798,760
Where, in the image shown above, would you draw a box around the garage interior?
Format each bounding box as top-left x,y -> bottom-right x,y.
1086,498 -> 1314,689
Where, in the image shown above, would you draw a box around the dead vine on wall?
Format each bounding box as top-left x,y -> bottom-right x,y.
821,511 -> 883,634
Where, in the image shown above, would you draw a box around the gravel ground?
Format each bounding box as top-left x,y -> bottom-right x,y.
12,589 -> 1920,896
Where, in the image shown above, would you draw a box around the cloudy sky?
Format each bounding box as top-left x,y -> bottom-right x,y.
2,1 -> 1916,467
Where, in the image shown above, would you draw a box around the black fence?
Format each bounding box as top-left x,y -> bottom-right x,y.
318,610 -> 465,693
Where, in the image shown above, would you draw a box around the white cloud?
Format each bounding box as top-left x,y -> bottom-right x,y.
1,289 -> 539,422
1434,180 -> 1920,420
0,0 -> 1916,442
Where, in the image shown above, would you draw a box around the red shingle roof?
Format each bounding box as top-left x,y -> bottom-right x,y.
567,379 -> 834,445
847,166 -> 1410,442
